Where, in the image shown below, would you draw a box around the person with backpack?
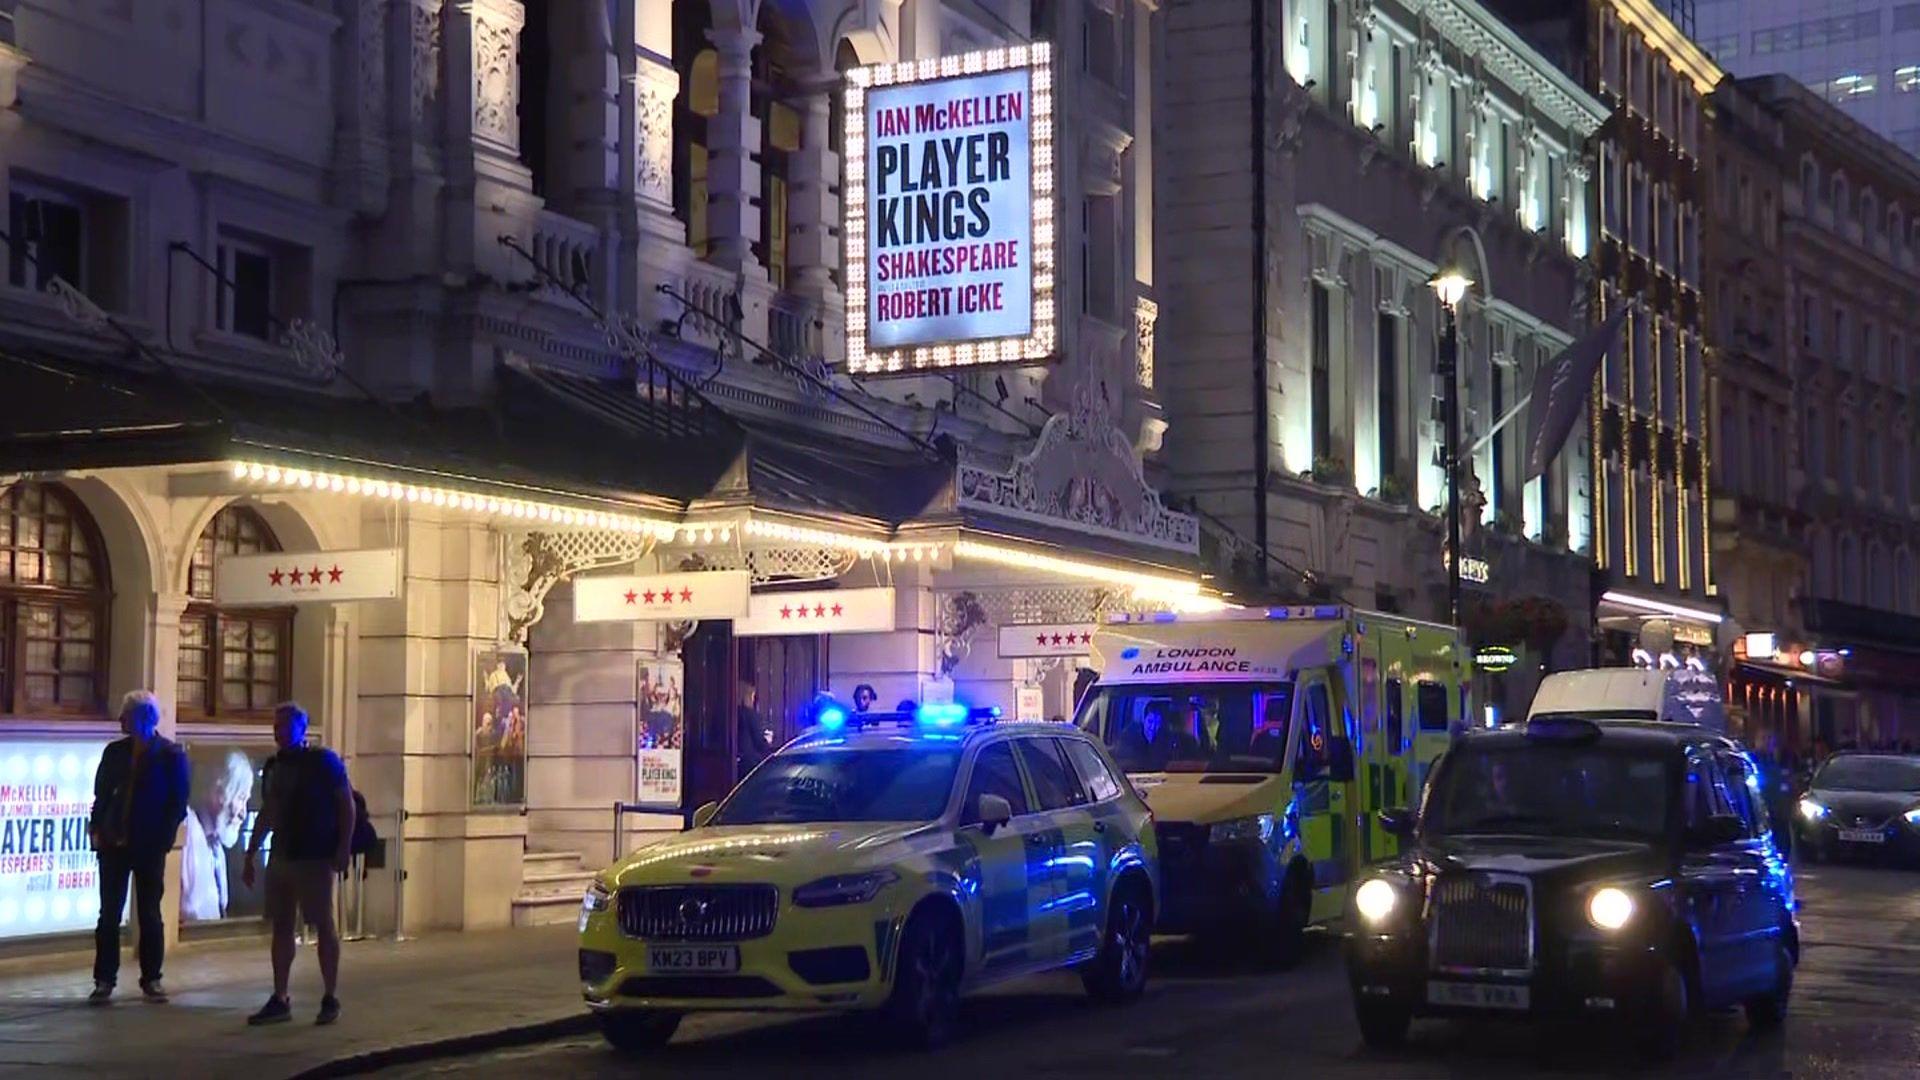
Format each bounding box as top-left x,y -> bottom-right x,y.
241,702 -> 354,1026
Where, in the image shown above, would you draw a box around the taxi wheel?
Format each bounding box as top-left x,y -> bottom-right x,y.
1744,941 -> 1794,1031
1636,959 -> 1690,1062
1082,882 -> 1152,1003
886,909 -> 963,1049
1354,1000 -> 1410,1049
597,1009 -> 681,1052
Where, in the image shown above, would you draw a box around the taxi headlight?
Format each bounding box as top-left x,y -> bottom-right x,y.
1209,814 -> 1276,844
793,870 -> 900,908
1797,797 -> 1829,822
1587,887 -> 1635,932
1354,877 -> 1399,924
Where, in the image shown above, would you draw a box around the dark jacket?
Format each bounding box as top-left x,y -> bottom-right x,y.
90,735 -> 191,855
737,705 -> 773,770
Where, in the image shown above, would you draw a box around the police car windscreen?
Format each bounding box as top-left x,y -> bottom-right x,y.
1081,683 -> 1295,774
1812,755 -> 1920,794
716,749 -> 963,825
1423,745 -> 1671,842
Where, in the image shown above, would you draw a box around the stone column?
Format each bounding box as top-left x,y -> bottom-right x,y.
785,83 -> 840,302
703,24 -> 764,277
147,593 -> 190,954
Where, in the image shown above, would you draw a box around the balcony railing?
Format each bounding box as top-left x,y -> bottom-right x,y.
530,211 -> 603,304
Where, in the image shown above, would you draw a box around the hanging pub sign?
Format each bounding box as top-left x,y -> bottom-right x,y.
1474,645 -> 1520,673
574,571 -> 752,623
733,588 -> 897,637
844,44 -> 1057,375
998,623 -> 1097,658
215,548 -> 403,605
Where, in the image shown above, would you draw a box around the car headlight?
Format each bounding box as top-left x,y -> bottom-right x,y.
1354,877 -> 1399,924
1209,813 -> 1276,844
1797,797 -> 1829,822
1587,887 -> 1635,931
792,870 -> 900,908
580,881 -> 613,931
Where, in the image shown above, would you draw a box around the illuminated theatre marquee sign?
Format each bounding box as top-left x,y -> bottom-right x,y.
844,45 -> 1056,375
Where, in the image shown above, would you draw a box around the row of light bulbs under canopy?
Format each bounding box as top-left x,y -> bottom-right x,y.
228,460 -> 1211,606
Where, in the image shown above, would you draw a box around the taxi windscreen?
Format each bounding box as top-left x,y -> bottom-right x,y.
1423,744 -> 1672,842
715,748 -> 963,825
1078,683 -> 1294,774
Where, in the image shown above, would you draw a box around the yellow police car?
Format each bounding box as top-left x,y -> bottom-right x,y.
578,704 -> 1159,1050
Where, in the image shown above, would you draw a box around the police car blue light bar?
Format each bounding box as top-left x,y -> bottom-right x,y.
1106,605 -> 1349,625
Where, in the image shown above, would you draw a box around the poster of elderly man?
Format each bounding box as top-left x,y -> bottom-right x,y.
471,647 -> 528,808
181,744 -> 271,922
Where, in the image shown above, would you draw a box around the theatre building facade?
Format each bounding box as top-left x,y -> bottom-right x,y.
0,0 -> 1197,945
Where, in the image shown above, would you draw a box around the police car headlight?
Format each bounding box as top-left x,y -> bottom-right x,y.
580,881 -> 613,931
1797,797 -> 1829,822
1209,814 -> 1276,844
1904,808 -> 1920,828
1587,887 -> 1635,932
793,870 -> 900,908
1354,878 -> 1399,924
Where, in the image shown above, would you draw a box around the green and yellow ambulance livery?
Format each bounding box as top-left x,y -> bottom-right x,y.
1077,606 -> 1465,964
578,705 -> 1159,1050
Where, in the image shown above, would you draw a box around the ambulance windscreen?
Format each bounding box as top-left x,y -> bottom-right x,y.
1081,683 -> 1296,774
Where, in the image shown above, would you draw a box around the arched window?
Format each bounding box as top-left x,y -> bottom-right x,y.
1838,533 -> 1861,604
1800,159 -> 1819,214
672,2 -> 718,256
1868,541 -> 1891,605
752,9 -> 803,289
1832,172 -> 1849,218
1890,206 -> 1904,258
1898,549 -> 1916,615
177,505 -> 290,719
0,482 -> 111,716
1810,526 -> 1834,598
1862,189 -> 1879,238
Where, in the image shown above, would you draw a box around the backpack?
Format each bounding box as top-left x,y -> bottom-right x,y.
349,787 -> 380,857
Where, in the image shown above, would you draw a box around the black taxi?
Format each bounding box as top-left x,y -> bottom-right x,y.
1344,717 -> 1798,1059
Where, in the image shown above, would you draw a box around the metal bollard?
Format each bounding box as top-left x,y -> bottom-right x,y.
390,808 -> 409,942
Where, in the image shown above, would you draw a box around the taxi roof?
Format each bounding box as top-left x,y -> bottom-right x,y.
1465,718 -> 1737,755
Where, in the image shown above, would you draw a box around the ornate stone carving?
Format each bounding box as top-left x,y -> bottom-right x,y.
410,0 -> 443,130
472,12 -> 517,146
46,277 -> 109,333
279,318 -> 345,378
502,528 -> 655,642
936,591 -> 988,677
670,546 -> 857,586
634,68 -> 675,203
957,379 -> 1199,554
1134,297 -> 1158,388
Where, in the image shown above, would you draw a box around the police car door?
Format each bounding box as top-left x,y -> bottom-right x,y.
1014,735 -> 1104,964
958,739 -> 1052,975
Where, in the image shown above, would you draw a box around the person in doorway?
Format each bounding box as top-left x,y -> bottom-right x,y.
181,750 -> 256,922
243,703 -> 355,1027
89,691 -> 190,1005
851,684 -> 878,714
737,680 -> 774,775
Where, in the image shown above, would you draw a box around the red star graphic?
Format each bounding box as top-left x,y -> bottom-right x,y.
813,604 -> 827,618
780,606 -> 793,619
642,590 -> 657,604
624,590 -> 638,605
1036,634 -> 1048,646
830,603 -> 844,617
269,568 -> 285,586
288,568 -> 305,585
796,606 -> 809,619
678,587 -> 693,602
660,590 -> 674,606
309,566 -> 323,583
1051,634 -> 1064,646
328,565 -> 344,583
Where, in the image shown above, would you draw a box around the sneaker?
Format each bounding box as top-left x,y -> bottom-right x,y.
247,996 -> 292,1026
139,980 -> 169,1004
87,983 -> 112,1006
315,995 -> 340,1026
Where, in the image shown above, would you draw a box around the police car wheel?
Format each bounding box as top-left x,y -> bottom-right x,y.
1082,882 -> 1152,1003
1743,941 -> 1793,1031
887,909 -> 963,1049
1354,1000 -> 1410,1048
597,1009 -> 681,1052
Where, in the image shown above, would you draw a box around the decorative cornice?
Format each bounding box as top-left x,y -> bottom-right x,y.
1405,0 -> 1609,137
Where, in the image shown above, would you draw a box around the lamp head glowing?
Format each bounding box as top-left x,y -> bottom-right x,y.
1429,270 -> 1473,309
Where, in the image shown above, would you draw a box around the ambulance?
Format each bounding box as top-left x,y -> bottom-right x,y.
1075,605 -> 1466,965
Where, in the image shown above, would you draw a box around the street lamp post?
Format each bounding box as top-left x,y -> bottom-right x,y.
1430,270 -> 1472,627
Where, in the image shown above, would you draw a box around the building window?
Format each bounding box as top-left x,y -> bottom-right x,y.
213,229 -> 310,341
0,482 -> 111,717
1837,419 -> 1854,488
1311,281 -> 1333,467
1833,306 -> 1848,366
1832,173 -> 1850,219
1814,73 -> 1878,105
672,3 -> 717,257
1800,159 -> 1819,215
178,506 -> 291,720
1805,402 -> 1824,478
1377,311 -> 1401,490
1081,195 -> 1120,321
1082,2 -> 1121,87
1838,534 -> 1861,604
7,179 -> 127,310
1898,549 -> 1916,615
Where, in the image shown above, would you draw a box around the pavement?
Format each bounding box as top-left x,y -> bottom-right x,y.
0,923 -> 587,1080
371,863 -> 1920,1080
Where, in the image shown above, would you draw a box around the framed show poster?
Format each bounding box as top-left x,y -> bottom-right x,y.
472,645 -> 529,808
635,657 -> 684,809
180,740 -> 277,924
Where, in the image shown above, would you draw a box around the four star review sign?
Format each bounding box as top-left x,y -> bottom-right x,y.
214,549 -> 403,605
997,623 -> 1098,658
574,571 -> 752,623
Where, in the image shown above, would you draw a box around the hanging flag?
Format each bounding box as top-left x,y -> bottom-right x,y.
1524,307 -> 1629,481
